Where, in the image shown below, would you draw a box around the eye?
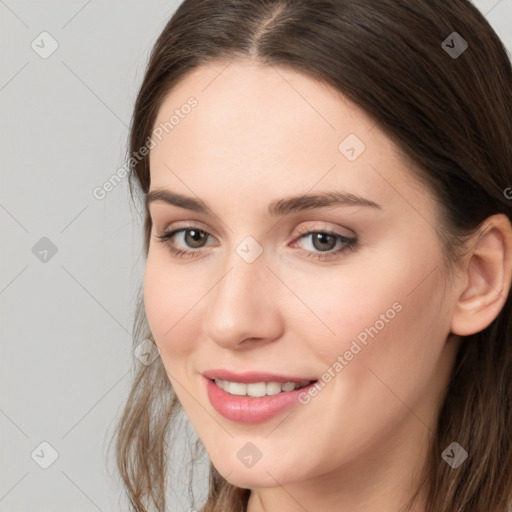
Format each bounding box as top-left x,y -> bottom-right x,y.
155,224 -> 358,261
155,226 -> 215,259
292,225 -> 358,261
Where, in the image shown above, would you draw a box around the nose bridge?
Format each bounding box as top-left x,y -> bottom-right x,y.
212,237 -> 267,313
202,235 -> 281,347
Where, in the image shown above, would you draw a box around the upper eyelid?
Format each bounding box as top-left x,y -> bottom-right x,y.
156,220 -> 219,239
149,207 -> 361,233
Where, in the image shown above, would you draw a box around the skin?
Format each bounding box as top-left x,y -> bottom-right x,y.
143,60 -> 512,512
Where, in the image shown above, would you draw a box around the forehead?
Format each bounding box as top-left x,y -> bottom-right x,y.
148,60 -> 434,219
150,59 -> 377,157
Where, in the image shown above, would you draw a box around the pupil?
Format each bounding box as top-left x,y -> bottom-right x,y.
313,233 -> 335,251
186,229 -> 206,248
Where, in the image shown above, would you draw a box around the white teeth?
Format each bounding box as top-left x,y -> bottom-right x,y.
214,379 -> 311,397
266,382 -> 282,396
228,381 -> 247,396
246,382 -> 267,397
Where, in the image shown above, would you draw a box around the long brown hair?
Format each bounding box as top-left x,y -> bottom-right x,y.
108,1 -> 512,511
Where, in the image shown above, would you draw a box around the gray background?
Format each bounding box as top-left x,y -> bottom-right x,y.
0,1 -> 511,511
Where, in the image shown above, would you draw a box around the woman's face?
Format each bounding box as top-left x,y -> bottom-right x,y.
144,60 -> 461,495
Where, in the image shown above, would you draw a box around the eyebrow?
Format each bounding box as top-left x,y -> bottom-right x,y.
146,188 -> 382,216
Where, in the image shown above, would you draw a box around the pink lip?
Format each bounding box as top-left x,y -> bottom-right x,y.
203,373 -> 318,424
202,368 -> 317,383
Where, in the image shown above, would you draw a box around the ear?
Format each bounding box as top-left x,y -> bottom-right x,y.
451,214 -> 512,336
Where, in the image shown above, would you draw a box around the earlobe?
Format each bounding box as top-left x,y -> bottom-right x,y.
450,214 -> 512,337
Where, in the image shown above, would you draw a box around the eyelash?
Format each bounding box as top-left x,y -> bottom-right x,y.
155,224 -> 358,261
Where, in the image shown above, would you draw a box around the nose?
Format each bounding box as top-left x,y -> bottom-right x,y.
202,248 -> 283,350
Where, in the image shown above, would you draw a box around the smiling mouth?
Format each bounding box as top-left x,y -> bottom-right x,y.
211,378 -> 317,398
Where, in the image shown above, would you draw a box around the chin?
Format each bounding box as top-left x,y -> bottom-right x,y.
223,470 -> 282,490
213,457 -> 304,489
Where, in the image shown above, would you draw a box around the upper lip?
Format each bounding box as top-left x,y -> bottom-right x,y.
203,369 -> 318,384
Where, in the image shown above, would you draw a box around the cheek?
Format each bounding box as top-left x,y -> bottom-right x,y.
268,256 -> 405,365
143,252 -> 200,359
282,239 -> 449,388
143,254 -> 168,339
279,258 -> 449,463
335,282 -> 449,457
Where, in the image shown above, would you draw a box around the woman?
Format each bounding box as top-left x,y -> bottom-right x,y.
110,1 -> 512,511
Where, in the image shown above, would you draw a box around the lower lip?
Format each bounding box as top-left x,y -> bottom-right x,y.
205,377 -> 317,424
